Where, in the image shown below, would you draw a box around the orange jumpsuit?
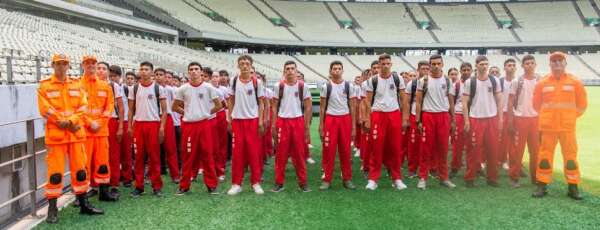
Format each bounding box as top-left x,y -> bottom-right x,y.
81,74 -> 114,186
38,74 -> 90,199
533,73 -> 587,185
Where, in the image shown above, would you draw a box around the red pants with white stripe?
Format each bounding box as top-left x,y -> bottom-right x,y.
108,118 -> 133,187
321,114 -> 353,183
214,111 -> 228,177
133,121 -> 162,191
406,115 -> 420,174
509,116 -> 539,182
354,122 -> 361,149
464,116 -> 499,182
419,112 -> 450,181
163,114 -> 180,181
369,111 -> 403,182
359,125 -> 372,173
262,110 -> 274,158
180,119 -> 218,190
451,114 -> 468,171
231,118 -> 263,185
274,117 -> 307,186
498,112 -> 512,165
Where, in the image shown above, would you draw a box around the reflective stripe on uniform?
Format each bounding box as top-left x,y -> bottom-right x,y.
541,102 -> 577,109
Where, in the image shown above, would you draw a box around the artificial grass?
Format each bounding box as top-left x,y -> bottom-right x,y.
36,87 -> 600,230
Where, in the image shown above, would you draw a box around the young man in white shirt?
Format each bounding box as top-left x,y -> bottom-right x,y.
155,68 -> 180,184
318,61 -> 357,190
449,63 -> 472,178
364,54 -> 409,191
107,65 -> 131,196
403,61 -> 429,179
173,62 -> 222,195
258,74 -> 275,164
506,55 -> 539,187
498,59 -> 517,171
414,55 -> 456,190
271,60 -> 312,193
127,61 -> 168,197
226,55 -> 267,195
462,56 -> 504,188
358,69 -> 372,176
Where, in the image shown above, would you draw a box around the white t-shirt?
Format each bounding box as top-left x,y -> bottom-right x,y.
163,85 -> 177,115
449,81 -> 464,114
264,87 -> 274,99
365,74 -> 405,112
320,81 -> 357,116
510,77 -> 538,117
463,77 -> 501,118
500,77 -> 513,113
404,79 -> 417,116
417,76 -> 450,113
274,81 -> 311,118
228,77 -> 265,119
128,82 -> 166,122
175,82 -> 219,122
110,82 -> 126,120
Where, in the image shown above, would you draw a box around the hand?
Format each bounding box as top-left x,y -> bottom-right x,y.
227,122 -> 232,133
351,127 -> 356,140
318,124 -> 323,140
127,125 -> 134,138
258,122 -> 265,136
116,127 -> 123,142
363,120 -> 371,131
304,126 -> 310,142
402,119 -> 410,132
464,121 -> 471,134
507,117 -> 515,134
57,120 -> 71,129
271,126 -> 278,147
69,124 -> 81,133
450,121 -> 456,136
497,118 -> 503,133
158,127 -> 165,144
417,121 -> 423,134
89,120 -> 100,133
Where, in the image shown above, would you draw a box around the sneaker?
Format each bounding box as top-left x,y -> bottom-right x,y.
175,188 -> 189,196
417,179 -> 427,190
567,184 -> 583,200
271,184 -> 284,193
208,188 -> 219,195
502,162 -> 509,170
365,180 -> 378,190
173,179 -> 180,184
393,180 -> 408,190
130,188 -> 144,198
153,189 -> 163,197
198,169 -> 204,175
308,144 -> 314,149
300,184 -> 312,193
449,169 -> 458,179
510,179 -> 521,188
319,182 -> 331,190
343,180 -> 356,190
407,172 -> 417,179
252,184 -> 264,195
440,180 -> 456,188
218,175 -> 226,182
306,158 -> 316,164
354,149 -> 360,158
227,184 -> 242,196
532,183 -> 547,198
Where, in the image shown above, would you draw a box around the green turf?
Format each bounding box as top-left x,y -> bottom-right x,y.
37,87 -> 600,230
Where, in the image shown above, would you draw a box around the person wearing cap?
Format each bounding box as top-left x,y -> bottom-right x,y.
108,65 -> 133,193
532,52 -> 587,200
38,54 -> 104,224
80,55 -> 118,201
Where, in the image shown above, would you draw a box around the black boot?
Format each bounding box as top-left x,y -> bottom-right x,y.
532,182 -> 547,198
567,184 -> 583,200
46,198 -> 59,224
99,185 -> 118,202
78,194 -> 104,215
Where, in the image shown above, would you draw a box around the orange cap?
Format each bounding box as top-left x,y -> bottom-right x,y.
549,52 -> 566,61
51,53 -> 70,64
81,55 -> 97,64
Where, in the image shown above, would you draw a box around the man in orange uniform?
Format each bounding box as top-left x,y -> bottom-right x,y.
532,52 -> 587,200
80,55 -> 118,201
38,54 -> 104,224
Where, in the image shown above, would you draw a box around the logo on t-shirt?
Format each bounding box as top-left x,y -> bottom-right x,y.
488,87 -> 492,93
247,89 -> 254,95
389,84 -> 395,91
294,91 -> 299,97
147,94 -> 154,100
441,84 -> 447,90
198,93 -> 204,99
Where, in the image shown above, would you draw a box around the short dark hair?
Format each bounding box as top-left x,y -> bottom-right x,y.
219,70 -> 229,76
330,60 -> 343,70
98,61 -> 110,69
504,58 -> 517,66
154,68 -> 166,74
284,60 -> 296,68
460,62 -> 472,70
362,69 -> 371,76
165,71 -> 174,76
522,54 -> 535,64
429,54 -> 443,62
370,60 -> 379,68
417,60 -> 430,69
378,54 -> 391,62
475,56 -> 488,64
140,61 -> 153,70
188,62 -> 202,70
125,71 -> 136,78
237,55 -> 253,64
109,65 -> 122,76
173,75 -> 181,81
202,67 -> 213,76
447,67 -> 459,75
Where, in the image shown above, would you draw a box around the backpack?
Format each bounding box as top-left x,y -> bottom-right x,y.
277,80 -> 305,112
324,80 -> 350,114
371,72 -> 401,106
468,76 -> 497,109
132,82 -> 161,116
232,75 -> 259,105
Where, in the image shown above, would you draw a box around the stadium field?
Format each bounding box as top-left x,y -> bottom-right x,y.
36,87 -> 600,230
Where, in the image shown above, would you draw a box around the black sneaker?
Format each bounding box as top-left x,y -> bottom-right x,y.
130,188 -> 144,198
175,189 -> 189,196
532,183 -> 547,198
300,184 -> 312,193
207,188 -> 219,195
567,184 -> 583,201
271,184 -> 284,193
153,189 -> 163,197
86,189 -> 98,198
123,181 -> 132,188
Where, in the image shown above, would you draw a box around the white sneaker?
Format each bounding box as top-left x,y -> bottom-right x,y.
308,144 -> 314,149
417,179 -> 427,190
441,180 -> 456,188
218,175 -> 225,182
306,158 -> 316,164
365,180 -> 378,190
198,169 -> 204,175
227,184 -> 242,196
354,149 -> 360,158
393,180 -> 408,190
252,184 -> 264,195
502,162 -> 509,170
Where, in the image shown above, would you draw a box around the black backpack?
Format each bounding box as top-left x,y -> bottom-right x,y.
324,80 -> 350,114
371,72 -> 401,106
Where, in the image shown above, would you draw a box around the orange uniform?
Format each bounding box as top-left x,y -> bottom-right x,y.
38,71 -> 90,199
81,72 -> 114,185
533,72 -> 587,185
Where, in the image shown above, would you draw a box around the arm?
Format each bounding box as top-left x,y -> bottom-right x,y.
37,87 -> 67,127
211,98 -> 223,114
495,92 -> 503,130
319,97 -> 326,139
448,93 -> 456,134
227,96 -> 234,131
116,98 -> 125,141
364,92 -> 373,130
303,97 -> 312,129
350,97 -> 357,140
462,95 -> 470,133
127,99 -> 135,137
258,97 -> 265,135
158,99 -> 167,143
172,99 -> 185,115
575,81 -> 588,117
400,92 -> 409,130
506,94 -> 515,132
532,83 -> 542,113
415,91 -> 423,133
